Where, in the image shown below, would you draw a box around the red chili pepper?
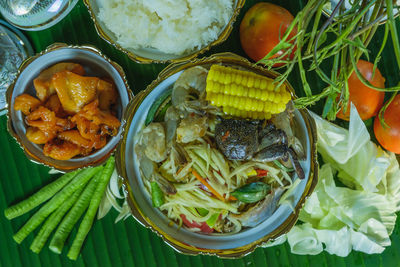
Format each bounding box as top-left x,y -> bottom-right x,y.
221,130 -> 230,142
256,169 -> 268,177
180,214 -> 214,233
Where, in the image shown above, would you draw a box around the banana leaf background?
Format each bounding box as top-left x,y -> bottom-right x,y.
1,0 -> 400,266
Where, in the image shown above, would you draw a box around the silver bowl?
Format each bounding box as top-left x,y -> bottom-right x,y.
7,43 -> 133,171
116,53 -> 318,258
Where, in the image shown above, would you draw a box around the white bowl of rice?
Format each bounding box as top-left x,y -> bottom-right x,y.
84,0 -> 245,63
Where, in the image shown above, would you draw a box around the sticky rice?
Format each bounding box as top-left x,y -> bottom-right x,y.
98,0 -> 233,55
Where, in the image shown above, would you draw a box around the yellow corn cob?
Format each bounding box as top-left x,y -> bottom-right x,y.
206,65 -> 291,118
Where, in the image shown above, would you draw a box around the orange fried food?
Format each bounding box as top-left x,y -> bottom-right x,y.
14,94 -> 41,115
78,99 -> 121,134
43,139 -> 82,160
34,63 -> 85,101
45,94 -> 68,118
55,117 -> 76,132
25,106 -> 75,138
16,62 -> 121,161
26,106 -> 57,129
71,115 -> 107,150
25,107 -> 59,140
97,79 -> 118,110
58,130 -> 94,149
52,71 -> 98,114
26,127 -> 53,144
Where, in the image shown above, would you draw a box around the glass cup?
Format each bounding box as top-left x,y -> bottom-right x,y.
0,0 -> 79,31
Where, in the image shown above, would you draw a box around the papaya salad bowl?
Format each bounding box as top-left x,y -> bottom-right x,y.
116,53 -> 318,258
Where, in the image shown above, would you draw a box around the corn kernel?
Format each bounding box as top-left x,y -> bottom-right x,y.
241,76 -> 248,87
268,92 -> 275,102
225,73 -> 231,84
257,100 -> 264,112
231,83 -> 238,95
260,91 -> 268,101
249,87 -> 256,98
274,93 -> 281,103
241,85 -> 248,97
247,76 -> 255,88
260,79 -> 267,90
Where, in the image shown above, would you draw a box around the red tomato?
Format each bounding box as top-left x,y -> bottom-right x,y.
374,95 -> 400,154
239,2 -> 297,65
337,60 -> 385,121
179,214 -> 214,233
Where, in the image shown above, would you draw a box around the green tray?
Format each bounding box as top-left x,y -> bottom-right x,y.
1,1 -> 400,266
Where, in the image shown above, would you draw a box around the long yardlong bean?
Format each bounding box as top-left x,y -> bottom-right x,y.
4,169 -> 81,220
13,166 -> 102,244
49,170 -> 102,254
29,184 -> 86,254
67,157 -> 115,260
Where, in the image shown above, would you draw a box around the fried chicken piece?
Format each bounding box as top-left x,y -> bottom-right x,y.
70,115 -> 107,150
52,71 -> 99,114
43,139 -> 82,160
34,63 -> 85,101
55,117 -> 76,132
26,106 -> 57,128
14,94 -> 41,115
44,94 -> 68,118
58,130 -> 93,149
26,127 -> 53,144
25,106 -> 75,139
97,79 -> 118,111
78,99 -> 121,135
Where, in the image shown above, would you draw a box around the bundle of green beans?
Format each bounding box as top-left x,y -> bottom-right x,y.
4,156 -> 115,260
259,0 -> 400,121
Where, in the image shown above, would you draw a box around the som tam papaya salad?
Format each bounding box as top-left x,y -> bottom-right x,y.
135,65 -> 306,234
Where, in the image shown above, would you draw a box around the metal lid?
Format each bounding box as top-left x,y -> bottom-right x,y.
0,20 -> 33,115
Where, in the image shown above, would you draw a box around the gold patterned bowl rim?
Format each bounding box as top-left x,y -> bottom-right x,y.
115,52 -> 319,258
83,0 -> 246,64
6,43 -> 134,171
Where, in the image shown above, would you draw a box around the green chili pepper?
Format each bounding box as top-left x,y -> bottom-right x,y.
195,208 -> 220,227
206,213 -> 220,228
231,182 -> 270,203
145,89 -> 172,125
151,182 -> 164,207
196,207 -> 209,217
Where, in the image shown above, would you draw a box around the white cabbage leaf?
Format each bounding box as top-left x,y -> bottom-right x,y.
283,105 -> 400,256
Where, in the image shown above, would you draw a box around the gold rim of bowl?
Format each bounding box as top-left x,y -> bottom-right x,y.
115,52 -> 319,258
